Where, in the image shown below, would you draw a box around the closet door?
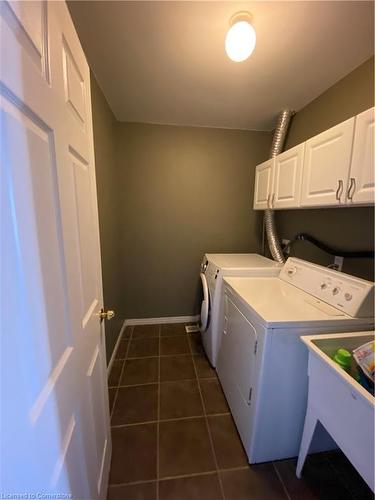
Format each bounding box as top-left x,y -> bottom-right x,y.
272,144 -> 304,209
347,107 -> 375,205
300,118 -> 355,207
253,159 -> 274,210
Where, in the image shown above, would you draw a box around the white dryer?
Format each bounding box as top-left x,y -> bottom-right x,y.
199,254 -> 281,367
217,258 -> 375,463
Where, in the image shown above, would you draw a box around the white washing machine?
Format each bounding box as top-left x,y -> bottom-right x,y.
217,257 -> 375,463
199,254 -> 282,367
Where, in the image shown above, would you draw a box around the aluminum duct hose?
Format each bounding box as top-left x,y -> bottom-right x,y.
264,109 -> 294,263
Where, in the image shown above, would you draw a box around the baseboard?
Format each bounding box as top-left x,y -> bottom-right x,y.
124,315 -> 200,326
107,319 -> 127,376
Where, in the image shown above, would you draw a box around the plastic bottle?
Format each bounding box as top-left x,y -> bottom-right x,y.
332,348 -> 352,372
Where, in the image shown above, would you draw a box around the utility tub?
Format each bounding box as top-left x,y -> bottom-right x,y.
296,331 -> 374,491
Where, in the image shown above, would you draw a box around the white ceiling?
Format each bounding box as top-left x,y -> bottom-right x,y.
69,1 -> 374,131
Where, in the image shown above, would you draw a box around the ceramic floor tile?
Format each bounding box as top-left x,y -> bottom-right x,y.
111,384 -> 158,425
115,339 -> 129,359
107,324 -> 371,500
108,360 -> 124,387
159,417 -> 215,477
120,357 -> 159,385
159,473 -> 222,500
133,324 -> 160,339
122,326 -> 132,339
160,380 -> 203,419
109,424 -> 157,484
273,458 -> 319,500
107,482 -> 157,500
294,451 -> 372,500
193,354 -> 217,379
128,338 -> 159,358
200,378 -> 229,415
188,333 -> 204,355
326,450 -> 373,500
208,415 -> 248,469
221,466 -> 287,500
160,355 -> 196,382
161,336 -> 190,355
161,323 -> 187,337
288,453 -> 357,500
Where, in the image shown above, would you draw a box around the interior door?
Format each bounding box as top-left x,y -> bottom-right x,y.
348,107 -> 375,205
1,1 -> 111,498
253,158 -> 274,210
300,118 -> 355,207
272,144 -> 304,209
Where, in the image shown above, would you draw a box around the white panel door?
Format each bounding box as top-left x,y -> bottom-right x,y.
347,107 -> 375,205
1,1 -> 111,498
300,118 -> 355,207
272,143 -> 304,209
253,159 -> 274,210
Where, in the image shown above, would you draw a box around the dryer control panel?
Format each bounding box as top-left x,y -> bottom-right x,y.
280,258 -> 375,318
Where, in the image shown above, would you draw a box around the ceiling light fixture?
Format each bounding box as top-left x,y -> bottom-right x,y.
225,12 -> 256,62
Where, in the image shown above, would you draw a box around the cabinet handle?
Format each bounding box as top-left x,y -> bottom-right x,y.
267,194 -> 270,208
336,179 -> 343,201
347,177 -> 356,201
271,193 -> 275,207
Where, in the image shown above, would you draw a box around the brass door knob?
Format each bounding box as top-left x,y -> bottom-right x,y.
100,308 -> 115,322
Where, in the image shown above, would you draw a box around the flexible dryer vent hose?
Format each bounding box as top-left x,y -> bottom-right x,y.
264,109 -> 294,263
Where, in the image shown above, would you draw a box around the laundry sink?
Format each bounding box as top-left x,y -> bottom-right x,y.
297,331 -> 374,491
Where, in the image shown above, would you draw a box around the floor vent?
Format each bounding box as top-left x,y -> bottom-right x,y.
185,324 -> 200,333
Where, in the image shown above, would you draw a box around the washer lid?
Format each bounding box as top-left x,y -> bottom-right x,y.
204,253 -> 281,270
224,276 -> 374,329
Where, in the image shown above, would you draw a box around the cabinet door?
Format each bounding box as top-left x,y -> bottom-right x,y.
300,118 -> 355,207
272,144 -> 304,209
253,159 -> 274,210
347,107 -> 375,205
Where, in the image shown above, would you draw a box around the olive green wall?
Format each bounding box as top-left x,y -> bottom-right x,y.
116,123 -> 272,318
276,57 -> 374,280
91,75 -> 124,362
90,56 -> 374,361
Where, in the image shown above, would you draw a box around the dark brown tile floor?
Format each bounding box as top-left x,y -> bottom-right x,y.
107,324 -> 373,500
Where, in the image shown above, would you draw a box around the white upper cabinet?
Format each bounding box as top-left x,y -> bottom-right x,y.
347,107 -> 375,205
253,159 -> 274,210
252,107 -> 374,210
300,118 -> 355,207
272,144 -> 304,209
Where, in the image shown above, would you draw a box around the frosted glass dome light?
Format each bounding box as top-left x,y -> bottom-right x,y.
225,14 -> 256,62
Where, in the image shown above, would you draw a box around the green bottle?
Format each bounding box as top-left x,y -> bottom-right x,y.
332,348 -> 352,372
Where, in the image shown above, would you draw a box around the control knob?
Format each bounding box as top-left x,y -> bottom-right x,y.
344,293 -> 353,301
332,287 -> 340,296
